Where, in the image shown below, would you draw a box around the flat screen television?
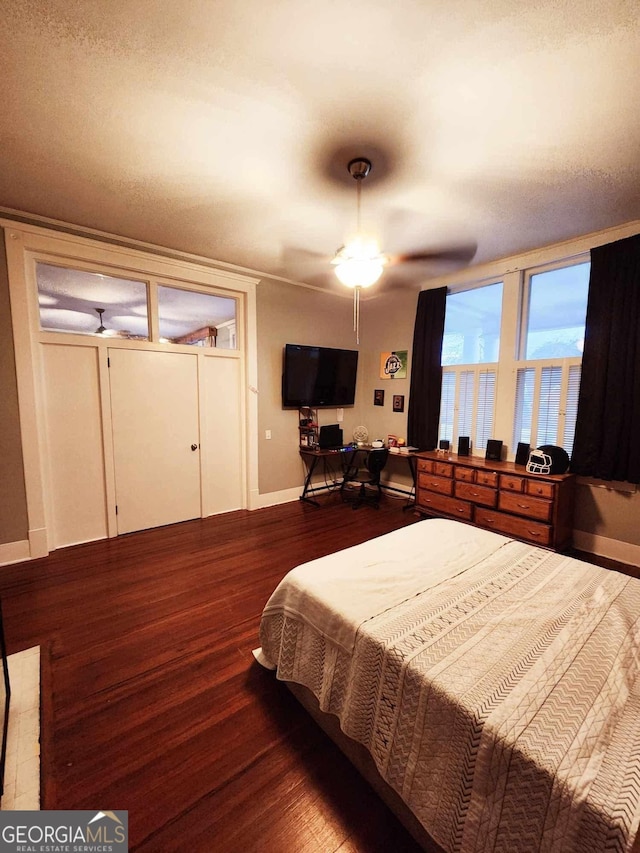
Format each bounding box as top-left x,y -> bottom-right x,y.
282,344 -> 358,408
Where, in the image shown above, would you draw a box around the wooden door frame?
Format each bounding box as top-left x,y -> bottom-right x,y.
3,220 -> 259,559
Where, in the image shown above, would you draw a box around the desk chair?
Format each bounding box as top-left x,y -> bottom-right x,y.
341,448 -> 389,509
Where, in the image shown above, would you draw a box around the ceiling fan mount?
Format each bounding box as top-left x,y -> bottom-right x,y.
347,157 -> 372,182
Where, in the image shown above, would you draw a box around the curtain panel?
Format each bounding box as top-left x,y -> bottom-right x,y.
407,287 -> 447,450
571,233 -> 640,482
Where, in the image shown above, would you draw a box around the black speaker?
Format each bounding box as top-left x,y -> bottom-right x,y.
485,439 -> 503,461
457,436 -> 470,456
438,439 -> 450,451
515,442 -> 530,466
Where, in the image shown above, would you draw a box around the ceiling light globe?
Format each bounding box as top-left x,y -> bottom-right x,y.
334,258 -> 384,288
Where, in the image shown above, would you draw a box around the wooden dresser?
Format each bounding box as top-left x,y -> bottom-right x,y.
415,450 -> 575,551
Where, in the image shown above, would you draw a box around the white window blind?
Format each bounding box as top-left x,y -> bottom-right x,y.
458,371 -> 475,438
439,372 -> 456,444
477,370 -> 496,449
513,360 -> 581,453
537,366 -> 562,445
513,368 -> 535,447
440,366 -> 497,451
563,364 -> 582,456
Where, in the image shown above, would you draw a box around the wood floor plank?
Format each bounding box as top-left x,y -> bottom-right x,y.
0,497 -> 422,851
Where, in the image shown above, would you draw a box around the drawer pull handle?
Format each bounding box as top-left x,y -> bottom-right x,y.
484,516 -> 495,522
471,492 -> 479,496
528,530 -> 541,537
457,508 -> 465,513
517,503 -> 530,509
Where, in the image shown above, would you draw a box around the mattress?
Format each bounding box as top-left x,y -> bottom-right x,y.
256,518 -> 640,853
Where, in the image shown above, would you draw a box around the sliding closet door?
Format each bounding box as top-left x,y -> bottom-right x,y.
109,348 -> 201,535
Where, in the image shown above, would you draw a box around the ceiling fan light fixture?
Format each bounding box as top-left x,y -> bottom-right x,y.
333,258 -> 385,288
94,307 -> 107,335
332,236 -> 387,288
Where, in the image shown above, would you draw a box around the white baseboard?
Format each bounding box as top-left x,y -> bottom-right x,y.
250,486 -> 300,510
573,529 -> 640,567
0,539 -> 31,566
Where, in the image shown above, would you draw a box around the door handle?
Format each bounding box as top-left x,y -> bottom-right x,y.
191,444 -> 199,451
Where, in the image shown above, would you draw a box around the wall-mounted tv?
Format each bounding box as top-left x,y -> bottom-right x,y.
282,344 -> 358,408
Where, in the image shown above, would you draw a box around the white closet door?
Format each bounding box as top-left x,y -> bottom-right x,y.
109,348 -> 201,534
201,356 -> 244,515
41,343 -> 108,548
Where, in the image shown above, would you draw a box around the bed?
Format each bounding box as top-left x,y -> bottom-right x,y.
255,518 -> 640,853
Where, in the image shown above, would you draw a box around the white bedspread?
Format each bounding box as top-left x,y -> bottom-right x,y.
257,518 -> 640,853
260,519 -> 511,653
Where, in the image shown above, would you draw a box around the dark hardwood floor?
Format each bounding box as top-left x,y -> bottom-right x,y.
0,495 -> 425,852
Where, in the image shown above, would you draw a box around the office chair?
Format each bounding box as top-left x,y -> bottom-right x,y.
341,448 -> 389,509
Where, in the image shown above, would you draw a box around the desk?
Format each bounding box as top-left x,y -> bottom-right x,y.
299,447 -> 354,506
299,446 -> 417,507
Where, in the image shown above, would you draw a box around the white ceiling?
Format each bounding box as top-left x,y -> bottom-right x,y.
1,1 -> 639,295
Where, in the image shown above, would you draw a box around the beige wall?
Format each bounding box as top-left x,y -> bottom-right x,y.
256,280 -> 419,495
574,482 -> 640,548
0,234 -> 28,544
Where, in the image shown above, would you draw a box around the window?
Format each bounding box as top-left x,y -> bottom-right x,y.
157,285 -> 237,349
439,367 -> 496,451
36,263 -> 149,339
440,282 -> 501,451
35,264 -> 238,349
513,261 -> 590,456
438,259 -> 589,460
523,262 -> 590,359
442,283 -> 502,365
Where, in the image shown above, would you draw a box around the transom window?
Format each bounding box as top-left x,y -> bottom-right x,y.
37,263 -> 149,340
35,263 -> 238,349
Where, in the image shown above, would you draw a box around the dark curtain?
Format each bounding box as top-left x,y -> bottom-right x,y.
571,233 -> 640,482
407,287 -> 447,450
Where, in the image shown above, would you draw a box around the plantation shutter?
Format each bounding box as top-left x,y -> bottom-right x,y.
537,366 -> 562,445
457,371 -> 475,438
439,372 -> 456,444
476,369 -> 496,449
563,364 -> 581,456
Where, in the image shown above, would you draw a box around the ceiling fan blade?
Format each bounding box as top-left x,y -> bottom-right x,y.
389,241 -> 478,266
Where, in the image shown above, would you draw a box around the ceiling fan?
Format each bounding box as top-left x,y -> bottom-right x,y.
286,156 -> 476,343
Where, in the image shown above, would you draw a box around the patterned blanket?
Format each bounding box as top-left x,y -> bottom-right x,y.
258,520 -> 640,852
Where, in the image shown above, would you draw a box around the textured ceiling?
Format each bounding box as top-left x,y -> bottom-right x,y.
1,1 -> 639,294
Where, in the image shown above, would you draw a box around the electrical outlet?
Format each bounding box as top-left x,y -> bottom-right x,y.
265,429 -> 271,439
337,408 -> 344,422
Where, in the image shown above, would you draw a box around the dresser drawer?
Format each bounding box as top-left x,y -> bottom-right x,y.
417,458 -> 434,474
418,472 -> 454,496
417,490 -> 472,520
475,507 -> 552,547
433,461 -> 454,478
498,490 -> 552,522
455,466 -> 475,482
476,470 -> 499,487
455,481 -> 497,508
526,479 -> 555,499
500,474 -> 525,492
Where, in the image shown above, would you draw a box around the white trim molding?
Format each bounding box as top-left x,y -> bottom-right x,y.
0,540 -> 31,566
573,529 -> 640,568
